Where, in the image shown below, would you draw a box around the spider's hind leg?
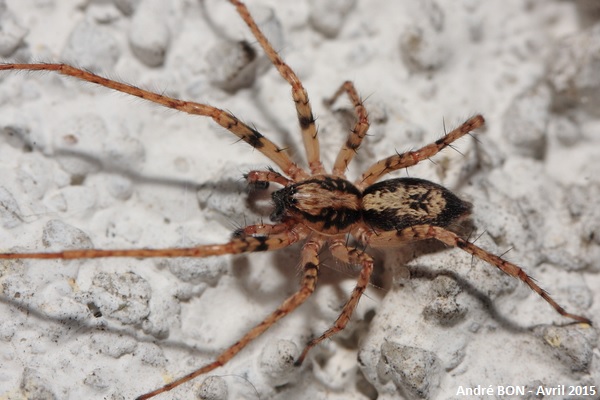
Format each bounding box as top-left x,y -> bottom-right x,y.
359,225 -> 591,325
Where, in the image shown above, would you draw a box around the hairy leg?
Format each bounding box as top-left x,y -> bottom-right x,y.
0,63 -> 306,180
137,237 -> 325,400
325,81 -> 370,177
245,169 -> 293,188
295,237 -> 374,365
0,223 -> 309,260
358,225 -> 591,324
230,0 -> 324,174
232,221 -> 293,238
358,115 -> 484,188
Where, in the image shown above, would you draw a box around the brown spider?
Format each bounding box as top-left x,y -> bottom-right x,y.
0,1 -> 591,399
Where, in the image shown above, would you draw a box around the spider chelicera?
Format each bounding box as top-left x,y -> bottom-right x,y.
0,0 -> 591,398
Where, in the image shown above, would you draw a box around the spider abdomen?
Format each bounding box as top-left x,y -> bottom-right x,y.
362,177 -> 472,232
271,175 -> 362,235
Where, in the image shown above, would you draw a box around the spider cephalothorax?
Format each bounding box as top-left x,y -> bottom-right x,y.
0,0 -> 590,399
271,175 -> 362,234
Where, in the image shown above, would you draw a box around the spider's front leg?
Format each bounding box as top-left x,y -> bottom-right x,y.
0,63 -> 308,180
0,222 -> 307,260
245,169 -> 293,189
358,115 -> 485,188
137,237 -> 325,400
295,237 -> 374,365
232,221 -> 293,239
359,226 -> 591,325
230,0 -> 324,174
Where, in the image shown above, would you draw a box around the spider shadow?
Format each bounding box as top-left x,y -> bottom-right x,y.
0,289 -> 171,347
196,0 -> 307,162
248,84 -> 306,162
7,136 -> 270,224
52,148 -> 204,191
0,287 -> 243,361
0,135 -> 300,355
1,123 -> 208,192
227,236 -> 386,355
388,236 -> 535,334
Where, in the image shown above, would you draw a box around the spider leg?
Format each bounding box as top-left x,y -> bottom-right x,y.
246,169 -> 293,188
0,63 -> 307,180
0,223 -> 308,260
358,115 -> 484,188
232,221 -> 291,238
230,0 -> 324,175
358,225 -> 591,325
295,237 -> 374,365
136,237 -> 325,400
324,81 -> 371,177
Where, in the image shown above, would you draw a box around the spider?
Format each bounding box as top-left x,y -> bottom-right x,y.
0,0 -> 591,399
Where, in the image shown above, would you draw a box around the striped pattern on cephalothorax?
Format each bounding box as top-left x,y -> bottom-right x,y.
271,176 -> 362,234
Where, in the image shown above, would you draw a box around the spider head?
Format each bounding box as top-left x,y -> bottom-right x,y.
269,176 -> 362,234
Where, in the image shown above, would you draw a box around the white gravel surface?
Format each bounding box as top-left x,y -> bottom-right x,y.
0,1 -> 598,399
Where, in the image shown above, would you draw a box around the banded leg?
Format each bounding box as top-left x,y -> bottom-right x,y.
358,225 -> 591,325
230,0 -> 323,174
0,63 -> 306,180
232,221 -> 291,238
136,238 -> 325,400
295,238 -> 374,365
326,81 -> 370,176
0,223 -> 308,260
358,115 -> 485,188
245,169 -> 293,188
